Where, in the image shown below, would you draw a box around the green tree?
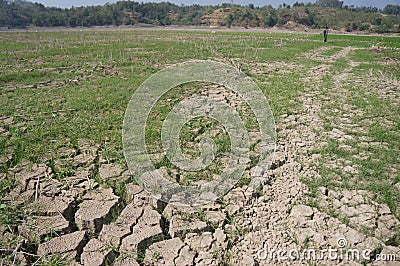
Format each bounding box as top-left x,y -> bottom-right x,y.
383,5 -> 400,15
265,15 -> 276,27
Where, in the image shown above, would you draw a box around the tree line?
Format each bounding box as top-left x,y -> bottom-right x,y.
0,0 -> 399,33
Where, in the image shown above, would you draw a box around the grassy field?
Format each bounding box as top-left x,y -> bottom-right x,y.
0,29 -> 399,264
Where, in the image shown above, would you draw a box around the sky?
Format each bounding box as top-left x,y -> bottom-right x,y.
33,0 -> 400,9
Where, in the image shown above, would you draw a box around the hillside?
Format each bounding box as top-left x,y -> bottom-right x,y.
0,0 -> 399,33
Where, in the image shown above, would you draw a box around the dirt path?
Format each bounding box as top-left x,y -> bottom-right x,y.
229,46 -> 399,265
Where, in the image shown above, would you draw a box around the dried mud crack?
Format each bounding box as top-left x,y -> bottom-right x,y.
1,44 -> 399,266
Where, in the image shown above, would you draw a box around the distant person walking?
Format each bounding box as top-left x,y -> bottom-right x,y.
323,26 -> 328,42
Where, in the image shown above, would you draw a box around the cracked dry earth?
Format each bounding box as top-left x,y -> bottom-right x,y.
1,46 -> 399,266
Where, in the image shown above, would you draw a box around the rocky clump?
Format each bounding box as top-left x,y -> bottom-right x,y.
143,238 -> 188,265
168,215 -> 210,238
37,231 -> 88,260
99,202 -> 143,248
75,187 -> 120,233
316,187 -> 400,242
3,162 -> 51,205
120,206 -> 164,259
35,194 -> 75,219
98,163 -> 124,181
19,215 -> 70,243
80,238 -> 115,266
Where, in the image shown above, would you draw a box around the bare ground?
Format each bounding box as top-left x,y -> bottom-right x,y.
1,44 -> 399,265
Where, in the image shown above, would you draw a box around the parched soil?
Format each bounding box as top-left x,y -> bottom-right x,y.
0,30 -> 399,265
